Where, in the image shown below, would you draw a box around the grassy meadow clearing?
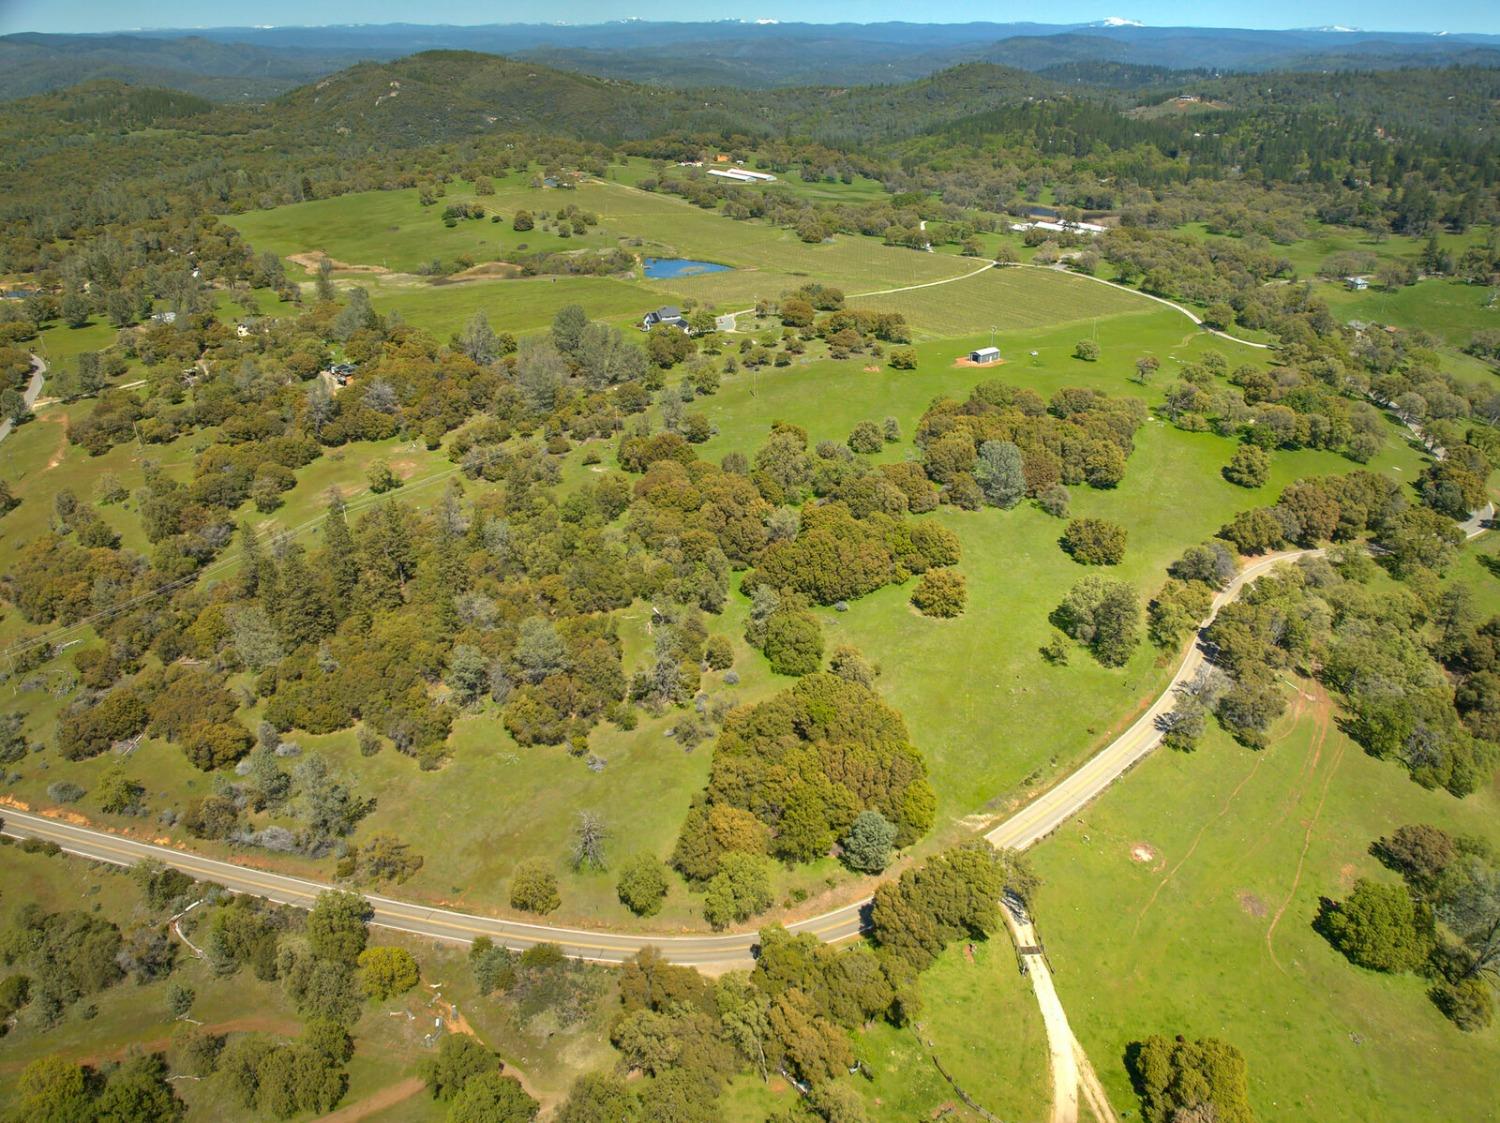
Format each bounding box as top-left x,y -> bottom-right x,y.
1029,684 -> 1500,1123
3,175 -> 1486,934
0,261 -> 1446,927
718,932 -> 1051,1123
224,171 -> 977,325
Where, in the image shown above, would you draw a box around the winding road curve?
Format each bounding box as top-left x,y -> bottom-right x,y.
1020,263 -> 1273,350
0,353 -> 46,445
7,506 -> 1487,966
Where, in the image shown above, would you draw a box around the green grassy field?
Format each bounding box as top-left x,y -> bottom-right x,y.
692,305 -> 1428,830
856,263 -> 1149,340
1318,275 -> 1499,351
1029,690 -> 1500,1123
226,172 -> 612,276
1182,222 -> 1492,281
607,155 -> 892,207
2,288 -> 1440,925
719,934 -> 1050,1123
370,274 -> 661,339
226,173 -> 976,320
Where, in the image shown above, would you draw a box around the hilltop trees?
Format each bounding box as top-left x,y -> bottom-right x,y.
674,673 -> 935,897
916,382 -> 1144,506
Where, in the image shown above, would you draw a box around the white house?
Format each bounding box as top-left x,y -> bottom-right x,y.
708,168 -> 778,184
1345,275 -> 1370,291
642,306 -> 690,332
970,346 -> 1002,364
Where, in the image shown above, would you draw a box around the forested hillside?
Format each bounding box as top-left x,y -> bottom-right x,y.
1,27 -> 1498,1123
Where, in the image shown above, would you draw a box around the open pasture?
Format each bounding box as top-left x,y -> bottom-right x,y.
1031,694 -> 1500,1123
225,172 -> 611,276
855,263 -> 1150,339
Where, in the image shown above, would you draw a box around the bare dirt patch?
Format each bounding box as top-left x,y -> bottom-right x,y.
42,412 -> 68,470
1238,891 -> 1268,918
313,1077 -> 425,1123
1129,842 -> 1158,864
390,458 -> 421,480
952,356 -> 1009,369
288,251 -> 390,275
442,261 -> 524,282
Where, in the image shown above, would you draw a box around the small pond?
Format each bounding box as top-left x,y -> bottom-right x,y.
643,257 -> 733,279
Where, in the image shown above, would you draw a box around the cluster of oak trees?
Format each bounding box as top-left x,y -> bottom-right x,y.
0,845 -> 454,1122
673,673 -> 936,927
915,379 -> 1146,511
1163,546 -> 1499,797
548,841 -> 1032,1123
1319,822 -> 1500,1031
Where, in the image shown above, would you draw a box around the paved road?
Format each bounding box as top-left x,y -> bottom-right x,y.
987,498 -> 1492,852
2,505 -> 1490,967
0,353 -> 45,445
1023,264 -> 1273,350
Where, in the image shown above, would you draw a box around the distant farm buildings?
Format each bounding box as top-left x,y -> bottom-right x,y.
1345,275 -> 1371,291
969,346 -> 1002,364
708,168 -> 778,184
1009,219 -> 1108,236
642,306 -> 690,332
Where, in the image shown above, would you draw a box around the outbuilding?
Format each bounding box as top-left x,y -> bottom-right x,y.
970,346 -> 1002,364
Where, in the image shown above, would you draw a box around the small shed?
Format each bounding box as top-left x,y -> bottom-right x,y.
970,346 -> 1002,364
1345,276 -> 1370,291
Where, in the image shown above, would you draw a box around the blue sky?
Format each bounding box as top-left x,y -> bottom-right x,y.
1,0 -> 1493,35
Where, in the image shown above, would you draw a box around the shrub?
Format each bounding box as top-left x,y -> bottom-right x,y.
1036,483 -> 1070,517
1073,339 -> 1100,361
703,853 -> 773,928
1130,1034 -> 1253,1123
763,608 -> 824,676
704,635 -> 733,670
888,347 -> 918,370
510,862 -> 560,915
357,946 -> 419,999
842,810 -> 897,873
847,421 -> 883,454
616,854 -> 669,917
1317,879 -> 1433,973
910,568 -> 966,617
366,460 -> 399,494
1054,576 -> 1140,667
1223,443 -> 1270,488
1431,977 -> 1494,1032
1060,518 -> 1127,565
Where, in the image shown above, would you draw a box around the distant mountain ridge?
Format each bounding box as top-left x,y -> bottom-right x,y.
2,20 -> 1498,102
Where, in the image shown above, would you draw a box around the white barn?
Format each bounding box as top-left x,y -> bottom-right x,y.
970,346 -> 1002,364
708,168 -> 778,184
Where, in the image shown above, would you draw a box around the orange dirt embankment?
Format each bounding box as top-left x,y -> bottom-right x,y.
288,252 -> 390,275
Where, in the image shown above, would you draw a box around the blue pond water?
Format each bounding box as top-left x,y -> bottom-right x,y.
642,257 -> 733,279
